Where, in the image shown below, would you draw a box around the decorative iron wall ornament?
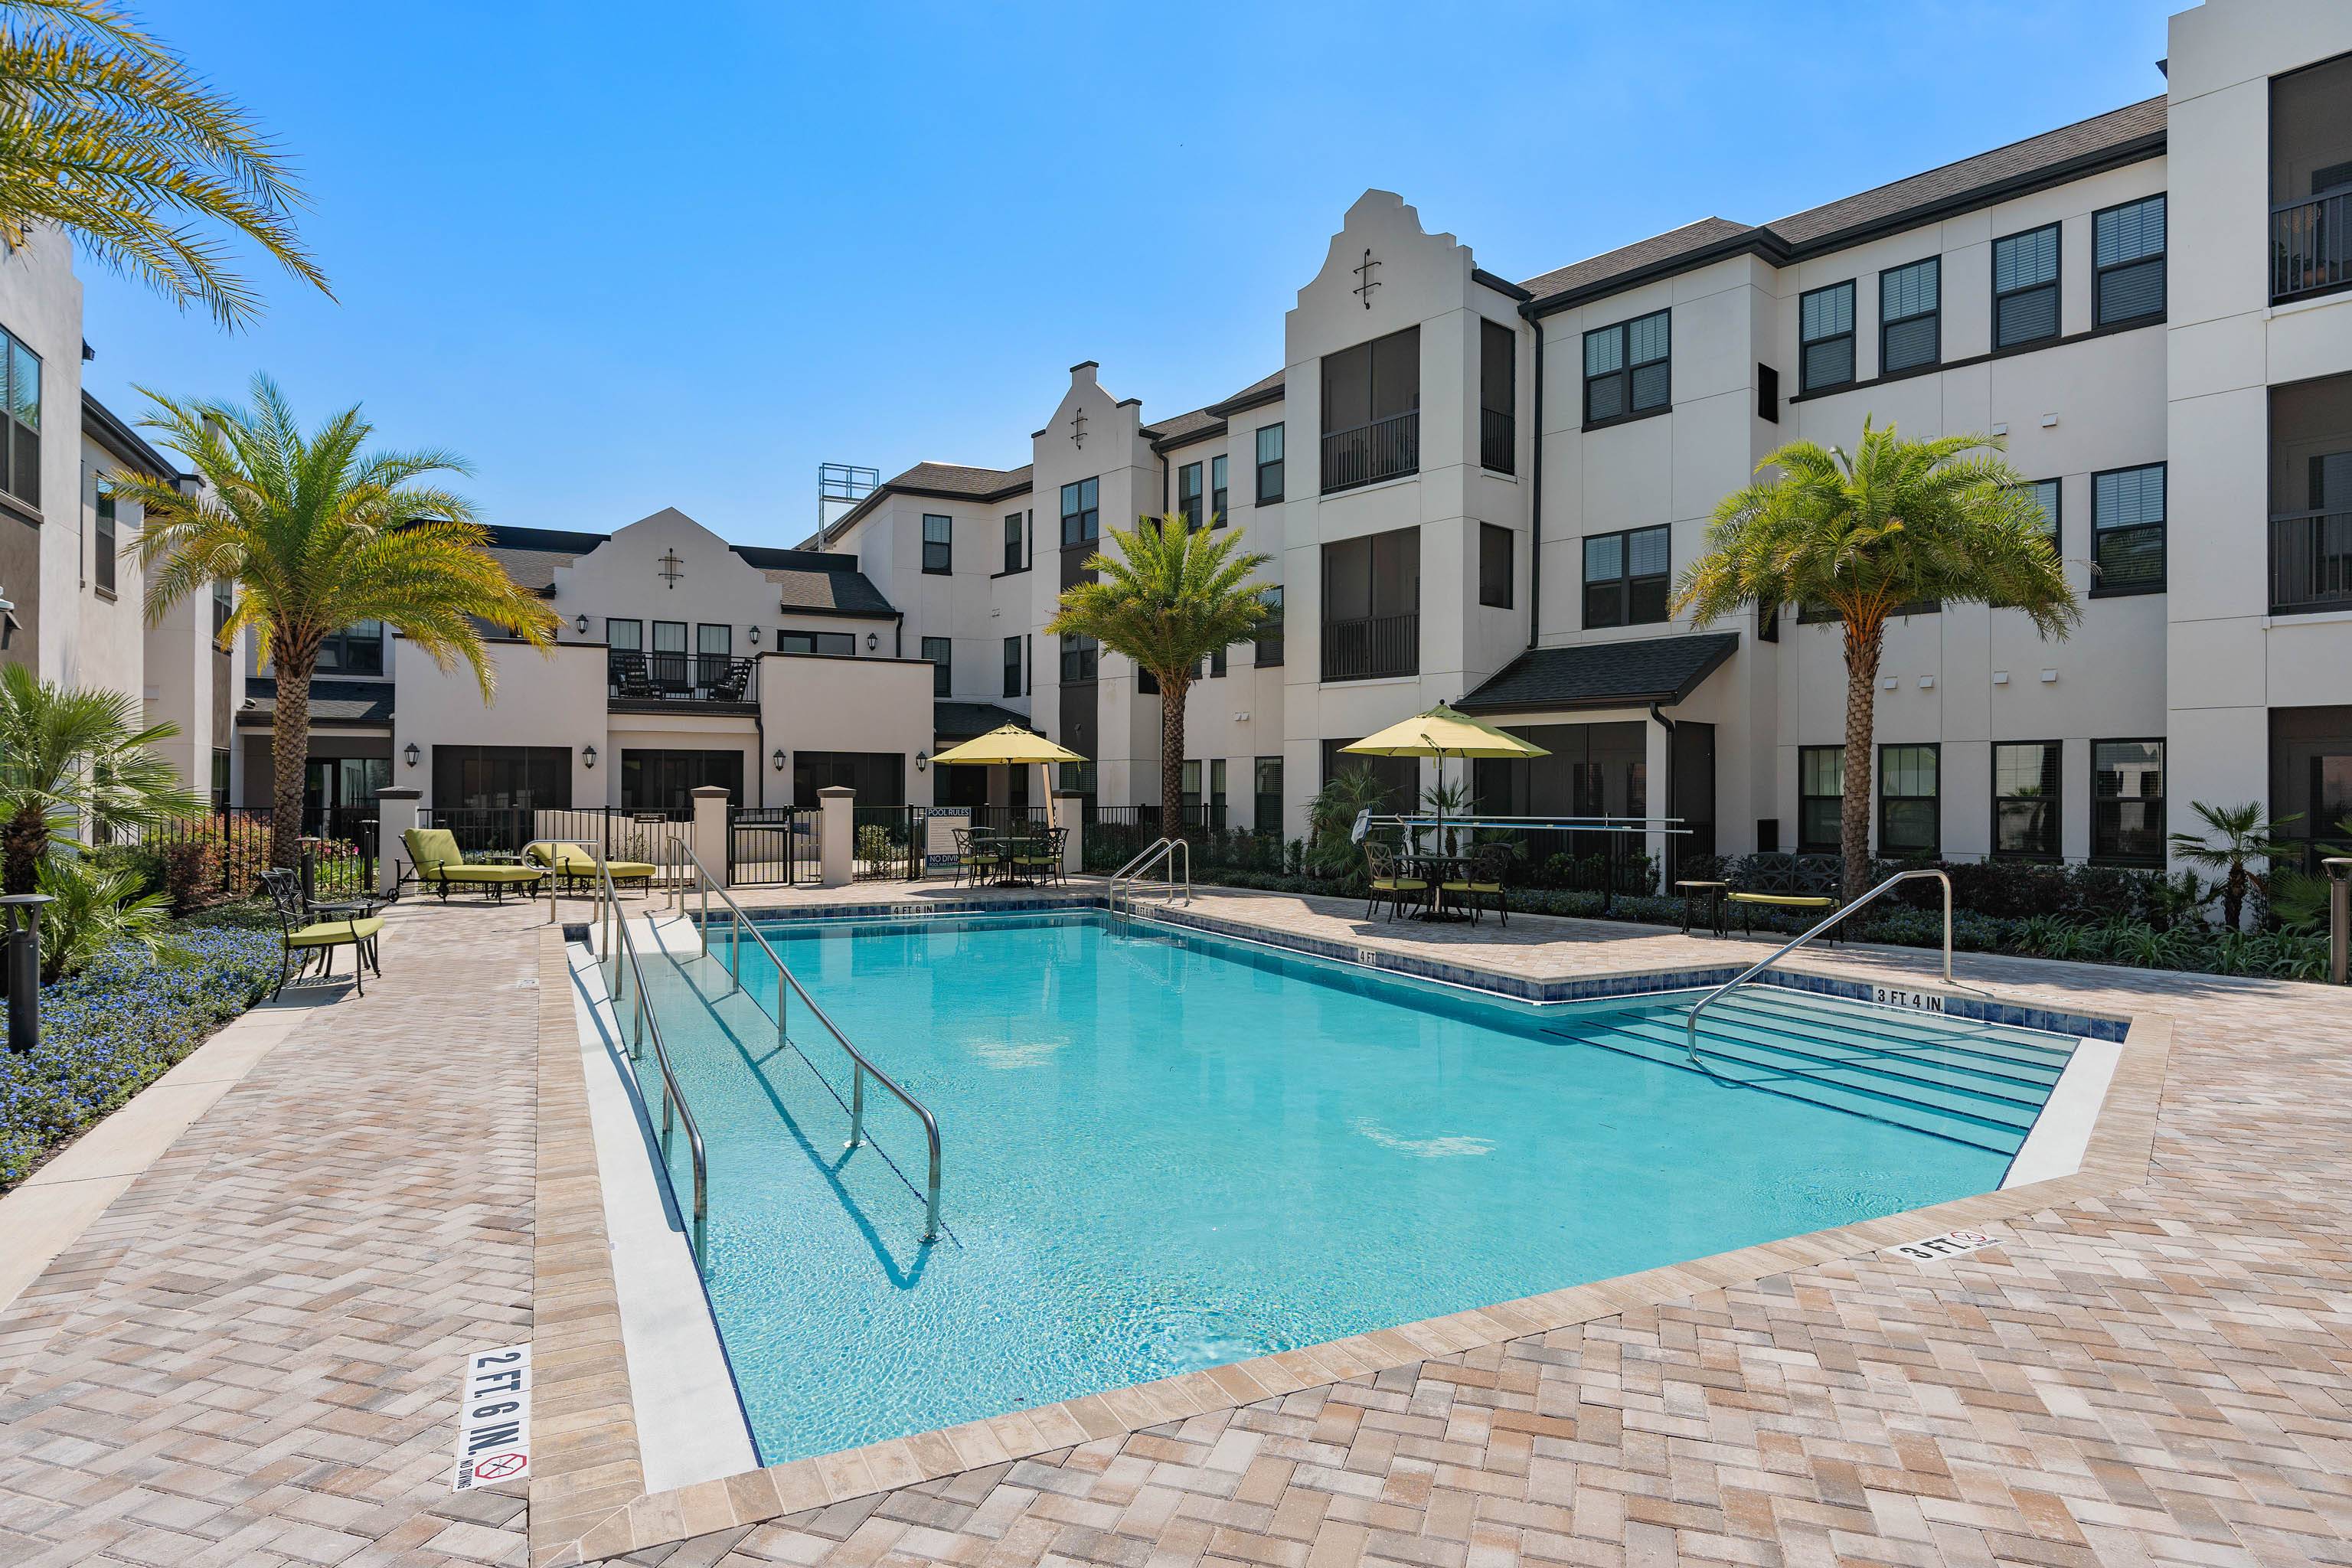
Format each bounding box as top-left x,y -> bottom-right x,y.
657,549 -> 684,588
1354,247 -> 1380,309
1069,409 -> 1086,449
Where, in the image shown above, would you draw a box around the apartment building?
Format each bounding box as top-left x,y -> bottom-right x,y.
0,224 -> 230,799
801,0 -> 2352,877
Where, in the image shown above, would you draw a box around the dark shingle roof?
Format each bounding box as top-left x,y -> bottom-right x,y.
1516,97 -> 2167,311
482,524 -> 607,593
237,677 -> 394,727
769,564 -> 895,617
1455,632 -> 1740,714
933,701 -> 1037,741
1146,370 -> 1289,451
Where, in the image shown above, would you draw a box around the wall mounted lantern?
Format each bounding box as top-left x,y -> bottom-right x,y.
771,747 -> 787,773
576,612 -> 589,635
583,744 -> 598,769
915,750 -> 929,773
403,741 -> 420,768
864,632 -> 879,650
747,626 -> 761,645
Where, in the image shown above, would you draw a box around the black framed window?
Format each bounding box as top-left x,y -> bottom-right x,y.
792,750 -> 903,808
921,513 -> 952,573
1798,281 -> 1855,393
777,629 -> 854,655
623,749 -> 744,810
1479,317 -> 1515,472
1254,756 -> 1282,832
432,744 -> 572,810
1880,256 -> 1940,374
1993,740 -> 2062,860
921,635 -> 951,697
212,579 -> 233,637
606,617 -> 642,651
651,621 -> 687,688
1060,478 -> 1099,546
318,620 -> 384,675
1253,584 -> 1283,667
1583,309 -> 1670,427
1993,224 -> 2060,349
93,481 -> 116,593
1209,759 -> 1227,818
1059,632 -> 1097,683
1181,760 -> 1201,818
0,327 -> 39,508
1210,454 -> 1227,526
1254,424 -> 1283,504
1878,743 -> 1940,858
2092,462 -> 2165,593
1478,521 -> 1513,609
1178,461 -> 1203,530
1583,524 -> 1669,628
1756,363 -> 1780,423
1798,745 -> 1843,853
2092,739 -> 2164,864
2094,194 -> 2165,327
1320,326 -> 1419,492
2027,477 -> 2061,545
696,623 -> 730,684
1207,641 -> 1227,678
1002,635 -> 1021,698
1004,511 -> 1024,573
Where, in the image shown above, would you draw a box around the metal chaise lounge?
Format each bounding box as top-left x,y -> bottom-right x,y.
400,827 -> 549,903
527,840 -> 658,895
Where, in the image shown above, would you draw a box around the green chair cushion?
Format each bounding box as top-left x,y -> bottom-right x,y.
430,864 -> 545,884
1728,892 -> 1837,907
289,916 -> 384,948
1442,881 -> 1503,894
1370,877 -> 1427,891
527,841 -> 595,870
605,861 -> 657,880
403,827 -> 463,872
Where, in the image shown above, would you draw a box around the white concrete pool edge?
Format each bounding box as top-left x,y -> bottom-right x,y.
2001,1034 -> 2123,1188
564,936 -> 758,1491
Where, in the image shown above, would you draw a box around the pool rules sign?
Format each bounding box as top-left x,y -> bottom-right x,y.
452,1344 -> 532,1490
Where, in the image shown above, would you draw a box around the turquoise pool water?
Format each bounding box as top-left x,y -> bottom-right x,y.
616,912 -> 2025,1462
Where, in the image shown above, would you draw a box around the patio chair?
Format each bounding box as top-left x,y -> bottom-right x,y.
1013,828 -> 1067,887
609,649 -> 659,700
1441,843 -> 1514,926
1725,853 -> 1843,937
949,828 -> 993,888
526,841 -> 658,895
259,868 -> 384,998
1361,841 -> 1426,921
707,659 -> 752,703
400,827 -> 549,903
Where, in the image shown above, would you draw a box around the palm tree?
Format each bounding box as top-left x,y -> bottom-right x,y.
2169,799 -> 2295,932
1676,419 -> 2078,900
0,663 -> 201,892
116,374 -> 557,870
0,0 -> 330,328
1049,515 -> 1271,843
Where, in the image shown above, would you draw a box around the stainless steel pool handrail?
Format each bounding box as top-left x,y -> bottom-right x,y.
596,854 -> 709,1266
1683,868 -> 1954,1076
1109,836 -> 1191,917
665,839 -> 943,1243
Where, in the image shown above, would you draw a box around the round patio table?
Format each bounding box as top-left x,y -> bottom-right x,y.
1403,854 -> 1475,922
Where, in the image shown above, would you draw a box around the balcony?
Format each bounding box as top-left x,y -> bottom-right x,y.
608,650 -> 759,709
1480,407 -> 1514,474
2270,509 -> 2352,614
1320,612 -> 1418,682
2273,185 -> 2351,304
1321,410 -> 1418,494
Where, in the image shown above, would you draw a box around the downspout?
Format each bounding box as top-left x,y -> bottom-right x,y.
893,610 -> 903,659
1525,313 -> 1544,650
1649,701 -> 1677,880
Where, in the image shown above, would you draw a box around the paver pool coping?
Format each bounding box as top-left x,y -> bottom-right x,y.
522,900 -> 2174,1567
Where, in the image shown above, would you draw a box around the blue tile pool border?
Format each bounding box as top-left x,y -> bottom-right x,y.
721,893 -> 2132,1044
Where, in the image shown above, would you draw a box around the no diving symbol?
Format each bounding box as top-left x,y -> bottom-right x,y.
473,1452 -> 527,1481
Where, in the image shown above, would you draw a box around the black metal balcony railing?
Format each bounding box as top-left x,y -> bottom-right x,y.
1320,410 -> 1419,494
2274,185 -> 2351,303
2270,509 -> 2352,614
609,650 -> 758,704
1320,612 -> 1419,682
1480,407 -> 1514,474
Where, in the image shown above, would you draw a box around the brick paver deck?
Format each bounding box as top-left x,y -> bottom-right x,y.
5,881 -> 2352,1568
0,894 -> 552,1567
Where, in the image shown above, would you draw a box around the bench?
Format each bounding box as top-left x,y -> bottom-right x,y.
1724,854 -> 1843,936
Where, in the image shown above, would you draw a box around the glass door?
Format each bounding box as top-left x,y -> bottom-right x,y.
652,620 -> 688,691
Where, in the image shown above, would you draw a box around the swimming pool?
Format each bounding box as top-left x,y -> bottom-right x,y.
616,910 -> 2069,1462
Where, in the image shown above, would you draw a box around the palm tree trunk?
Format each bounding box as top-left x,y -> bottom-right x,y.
1159,673 -> 1187,844
270,648 -> 315,871
2,805 -> 45,896
1839,617 -> 1884,903
2223,864 -> 2246,932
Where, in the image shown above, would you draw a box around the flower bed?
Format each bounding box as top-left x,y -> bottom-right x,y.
0,904 -> 279,1191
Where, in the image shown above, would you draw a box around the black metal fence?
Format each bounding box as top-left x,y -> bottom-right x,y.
730,806 -> 817,887
2270,509 -> 2352,614
1320,409 -> 1419,493
1320,612 -> 1418,681
852,805 -> 922,881
2274,185 -> 2350,304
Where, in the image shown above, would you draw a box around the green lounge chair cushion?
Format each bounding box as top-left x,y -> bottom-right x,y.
288,916 -> 384,948
528,843 -> 656,880
403,827 -> 464,872
432,864 -> 545,884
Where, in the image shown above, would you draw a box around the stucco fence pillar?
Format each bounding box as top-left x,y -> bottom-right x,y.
818,786 -> 854,889
1054,792 -> 1085,879
690,786 -> 730,887
376,787 -> 421,897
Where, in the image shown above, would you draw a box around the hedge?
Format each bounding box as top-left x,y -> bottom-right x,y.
0,903 -> 279,1191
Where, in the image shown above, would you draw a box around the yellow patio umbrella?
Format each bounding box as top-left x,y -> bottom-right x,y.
1343,703 -> 1550,853
927,724 -> 1089,831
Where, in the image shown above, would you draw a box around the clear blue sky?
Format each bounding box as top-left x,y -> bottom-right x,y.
85,1 -> 2180,548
